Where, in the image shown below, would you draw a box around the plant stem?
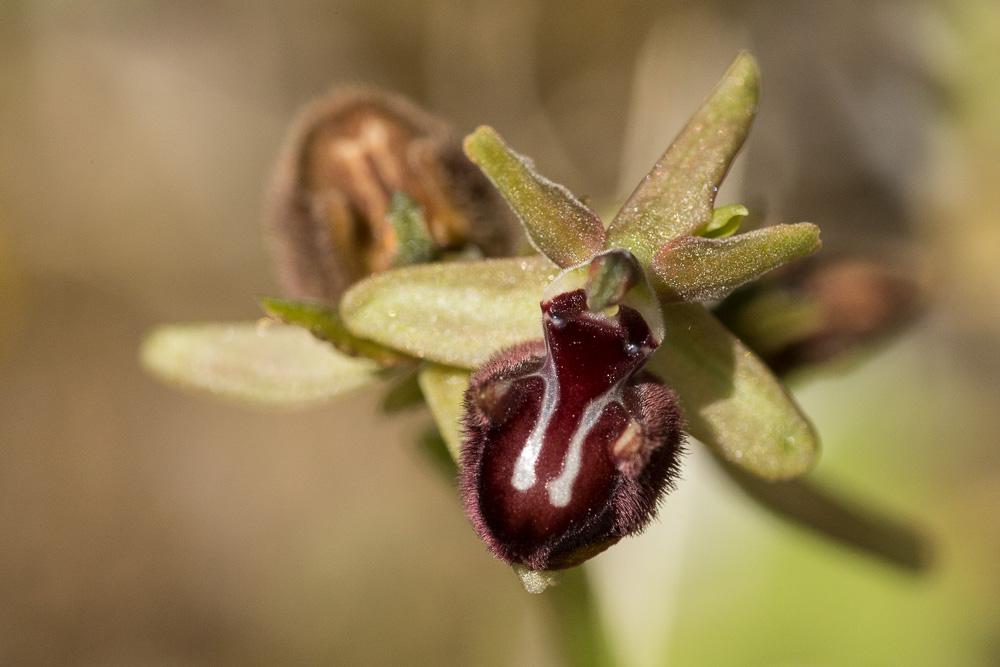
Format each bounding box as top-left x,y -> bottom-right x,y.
545,566 -> 616,667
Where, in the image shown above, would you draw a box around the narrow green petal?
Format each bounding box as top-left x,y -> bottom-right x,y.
653,223 -> 821,302
340,256 -> 556,368
647,303 -> 819,480
464,126 -> 606,267
719,460 -> 929,570
260,296 -> 409,367
140,322 -> 382,408
417,363 -> 470,462
607,52 -> 760,265
700,203 -> 749,238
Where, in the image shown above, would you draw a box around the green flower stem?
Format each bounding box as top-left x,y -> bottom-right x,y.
544,566 -> 616,667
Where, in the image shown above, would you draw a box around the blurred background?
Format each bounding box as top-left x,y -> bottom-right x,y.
1,1 -> 998,665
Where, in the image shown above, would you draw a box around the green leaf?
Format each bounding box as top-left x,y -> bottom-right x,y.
646,303 -> 819,480
464,126 -> 606,267
141,322 -> 382,408
340,256 -> 555,368
260,296 -> 409,367
416,363 -> 470,462
607,52 -> 759,266
719,459 -> 929,570
700,203 -> 749,238
387,191 -> 436,266
653,223 -> 821,302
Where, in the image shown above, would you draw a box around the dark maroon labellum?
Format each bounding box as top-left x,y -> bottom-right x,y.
461,289 -> 684,571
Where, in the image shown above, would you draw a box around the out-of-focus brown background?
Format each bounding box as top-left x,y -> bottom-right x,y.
1,1 -> 998,665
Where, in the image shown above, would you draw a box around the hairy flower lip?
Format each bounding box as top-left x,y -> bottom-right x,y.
460,289 -> 684,571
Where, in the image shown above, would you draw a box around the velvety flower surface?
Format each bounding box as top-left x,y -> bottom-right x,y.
461,288 -> 684,570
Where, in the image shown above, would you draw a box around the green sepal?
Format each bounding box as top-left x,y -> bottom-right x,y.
464,126 -> 606,268
699,203 -> 749,238
340,255 -> 818,480
606,52 -> 759,266
340,256 -> 555,368
653,223 -> 821,302
140,322 -> 382,409
416,363 -> 471,462
646,302 -> 820,480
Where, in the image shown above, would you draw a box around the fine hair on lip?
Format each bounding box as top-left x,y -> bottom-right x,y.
460,290 -> 685,571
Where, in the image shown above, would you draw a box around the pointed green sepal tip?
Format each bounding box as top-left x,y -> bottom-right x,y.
654,223 -> 821,302
607,52 -> 760,266
463,126 -> 605,268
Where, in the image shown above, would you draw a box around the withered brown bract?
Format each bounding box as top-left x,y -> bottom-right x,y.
264,87 -> 521,302
714,257 -> 923,378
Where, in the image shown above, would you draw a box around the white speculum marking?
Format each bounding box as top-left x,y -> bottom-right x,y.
510,357 -> 624,509
511,366 -> 557,492
546,386 -> 621,508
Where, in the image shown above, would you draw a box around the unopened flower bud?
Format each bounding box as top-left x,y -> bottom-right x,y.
715,257 -> 922,377
460,288 -> 684,571
265,88 -> 520,302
